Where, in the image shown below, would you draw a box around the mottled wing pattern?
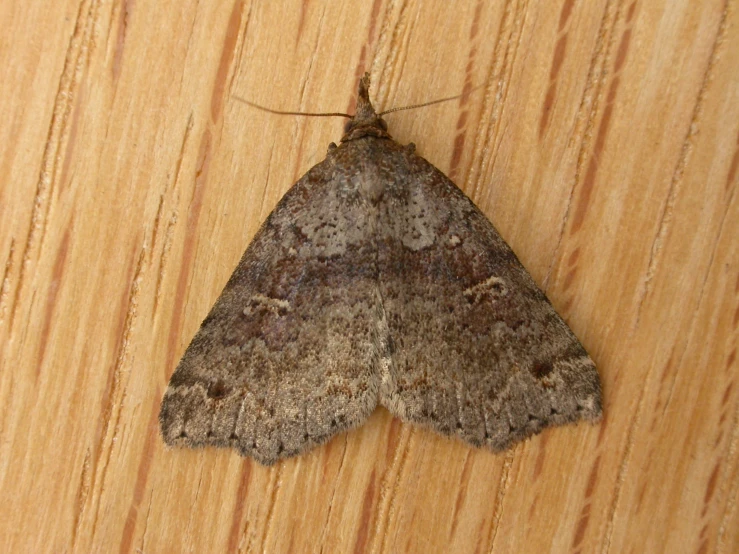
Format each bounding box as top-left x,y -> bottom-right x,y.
377,151 -> 602,451
160,157 -> 381,465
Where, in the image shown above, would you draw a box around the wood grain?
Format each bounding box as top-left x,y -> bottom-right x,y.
1,1 -> 737,552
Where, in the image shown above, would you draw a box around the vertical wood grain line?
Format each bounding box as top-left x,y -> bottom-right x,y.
9,0 -> 101,331
118,394 -> 160,554
543,0 -> 622,290
635,0 -> 732,327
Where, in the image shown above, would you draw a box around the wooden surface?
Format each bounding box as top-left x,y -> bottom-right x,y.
1,1 -> 737,552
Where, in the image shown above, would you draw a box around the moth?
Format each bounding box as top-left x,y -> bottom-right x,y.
160,73 -> 602,465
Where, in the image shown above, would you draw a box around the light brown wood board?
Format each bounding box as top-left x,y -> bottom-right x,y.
1,1 -> 737,552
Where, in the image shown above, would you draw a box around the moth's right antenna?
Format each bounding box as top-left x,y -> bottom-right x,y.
378,84 -> 484,116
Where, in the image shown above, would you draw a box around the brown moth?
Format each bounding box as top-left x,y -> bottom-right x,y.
160,73 -> 602,465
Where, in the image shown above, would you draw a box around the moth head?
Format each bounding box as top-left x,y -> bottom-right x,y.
341,72 -> 392,142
